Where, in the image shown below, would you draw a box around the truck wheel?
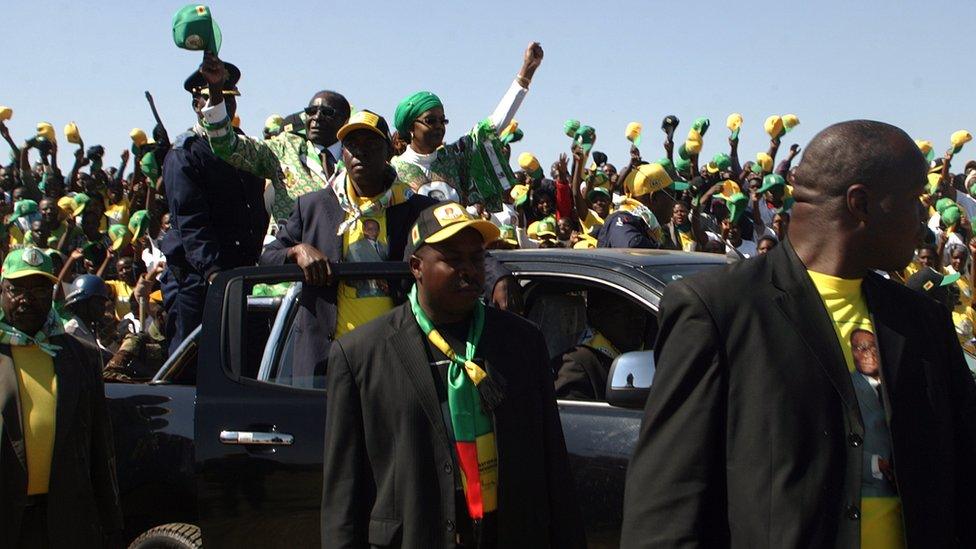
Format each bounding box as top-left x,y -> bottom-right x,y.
128,523 -> 202,549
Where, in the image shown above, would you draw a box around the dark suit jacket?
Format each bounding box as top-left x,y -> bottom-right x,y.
0,334 -> 123,548
321,303 -> 586,548
621,239 -> 976,548
553,345 -> 612,400
161,130 -> 268,279
260,188 -> 436,383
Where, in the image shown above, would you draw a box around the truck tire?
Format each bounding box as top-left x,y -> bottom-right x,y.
128,523 -> 202,549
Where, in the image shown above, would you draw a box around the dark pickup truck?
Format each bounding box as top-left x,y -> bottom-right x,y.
107,249 -> 730,548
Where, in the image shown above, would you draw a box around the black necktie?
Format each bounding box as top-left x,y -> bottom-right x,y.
321,150 -> 335,178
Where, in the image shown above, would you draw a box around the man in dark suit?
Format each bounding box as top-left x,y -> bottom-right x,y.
0,247 -> 122,547
260,110 -> 436,387
321,202 -> 586,548
621,120 -> 976,548
160,60 -> 268,355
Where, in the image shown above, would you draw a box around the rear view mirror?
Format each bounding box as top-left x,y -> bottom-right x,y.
605,351 -> 655,409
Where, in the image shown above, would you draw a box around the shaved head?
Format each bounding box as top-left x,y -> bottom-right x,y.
793,120 -> 927,205
790,120 -> 929,276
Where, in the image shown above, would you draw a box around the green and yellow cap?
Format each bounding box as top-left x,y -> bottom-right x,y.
172,4 -> 222,55
2,247 -> 57,283
108,224 -> 132,251
757,173 -> 786,194
141,151 -> 160,182
627,163 -> 674,197
574,125 -> 596,154
942,205 -> 962,228
9,199 -> 38,223
564,119 -> 581,138
405,202 -> 500,257
533,217 -> 558,239
128,210 -> 151,240
716,192 -> 749,224
72,193 -> 90,217
518,152 -> 544,180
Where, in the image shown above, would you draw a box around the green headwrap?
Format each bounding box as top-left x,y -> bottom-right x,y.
393,91 -> 443,135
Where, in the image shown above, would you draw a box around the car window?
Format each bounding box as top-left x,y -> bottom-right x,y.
521,276 -> 657,403
641,262 -> 725,286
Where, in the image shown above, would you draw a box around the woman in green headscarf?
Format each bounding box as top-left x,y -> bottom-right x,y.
391,42 -> 543,207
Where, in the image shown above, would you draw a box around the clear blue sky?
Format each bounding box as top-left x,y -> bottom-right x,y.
3,0 -> 975,173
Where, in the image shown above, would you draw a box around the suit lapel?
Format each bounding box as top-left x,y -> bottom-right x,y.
0,349 -> 27,475
50,335 -> 81,454
320,187 -> 344,259
770,241 -> 861,423
862,275 -> 906,417
387,306 -> 451,448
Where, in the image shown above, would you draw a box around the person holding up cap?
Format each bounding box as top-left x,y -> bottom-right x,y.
0,247 -> 123,546
159,54 -> 268,356
391,42 -> 544,201
260,110 -> 436,387
321,202 -> 585,548
199,51 -> 351,229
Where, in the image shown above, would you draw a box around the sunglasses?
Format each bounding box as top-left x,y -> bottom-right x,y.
415,116 -> 449,128
304,105 -> 339,118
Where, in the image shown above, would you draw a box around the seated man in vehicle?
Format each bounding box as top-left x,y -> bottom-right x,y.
554,288 -> 649,400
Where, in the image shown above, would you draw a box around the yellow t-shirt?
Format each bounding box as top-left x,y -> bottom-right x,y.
11,345 -> 58,495
105,280 -> 134,319
808,271 -> 906,549
677,229 -> 695,252
335,197 -> 395,337
104,197 -> 130,226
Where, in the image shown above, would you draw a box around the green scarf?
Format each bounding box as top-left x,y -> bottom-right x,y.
0,309 -> 64,356
408,285 -> 499,520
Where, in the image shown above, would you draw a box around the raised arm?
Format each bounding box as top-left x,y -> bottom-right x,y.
487,42 -> 544,131
728,135 -> 741,176
775,144 -> 801,177
198,52 -> 281,179
114,149 -> 129,186
0,120 -> 18,158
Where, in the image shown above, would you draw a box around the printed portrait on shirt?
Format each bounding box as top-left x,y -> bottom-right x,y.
346,218 -> 390,298
851,328 -> 880,379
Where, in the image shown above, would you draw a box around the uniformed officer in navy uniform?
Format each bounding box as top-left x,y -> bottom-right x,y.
159,61 -> 268,355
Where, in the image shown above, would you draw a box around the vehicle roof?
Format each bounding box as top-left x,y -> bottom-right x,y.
490,248 -> 730,269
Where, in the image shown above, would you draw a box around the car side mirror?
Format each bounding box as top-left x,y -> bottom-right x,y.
605,350 -> 655,409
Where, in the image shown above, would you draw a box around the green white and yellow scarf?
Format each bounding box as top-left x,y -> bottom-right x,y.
409,285 -> 500,520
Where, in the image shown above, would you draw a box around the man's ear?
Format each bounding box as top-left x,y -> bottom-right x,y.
409,254 -> 422,281
847,183 -> 870,221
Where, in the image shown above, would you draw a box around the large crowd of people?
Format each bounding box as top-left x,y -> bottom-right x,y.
2,25 -> 976,546
1,40 -> 972,369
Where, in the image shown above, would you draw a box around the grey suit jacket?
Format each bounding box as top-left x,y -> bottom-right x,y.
0,333 -> 122,548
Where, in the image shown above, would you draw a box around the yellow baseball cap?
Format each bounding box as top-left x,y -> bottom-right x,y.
629,163 -> 673,197
405,202 -> 500,257
336,110 -> 390,143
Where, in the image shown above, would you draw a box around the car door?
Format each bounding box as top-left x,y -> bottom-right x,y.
194,262 -> 411,548
502,259 -> 656,547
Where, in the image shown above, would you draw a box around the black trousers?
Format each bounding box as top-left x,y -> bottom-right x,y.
18,498 -> 49,549
161,266 -> 207,356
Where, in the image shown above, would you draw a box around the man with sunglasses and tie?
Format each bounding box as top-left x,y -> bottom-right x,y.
391,42 -> 544,201
199,51 -> 351,230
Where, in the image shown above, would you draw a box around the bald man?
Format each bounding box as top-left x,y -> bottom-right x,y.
621,120 -> 976,548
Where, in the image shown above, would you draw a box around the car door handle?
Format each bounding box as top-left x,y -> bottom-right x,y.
219,430 -> 294,446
